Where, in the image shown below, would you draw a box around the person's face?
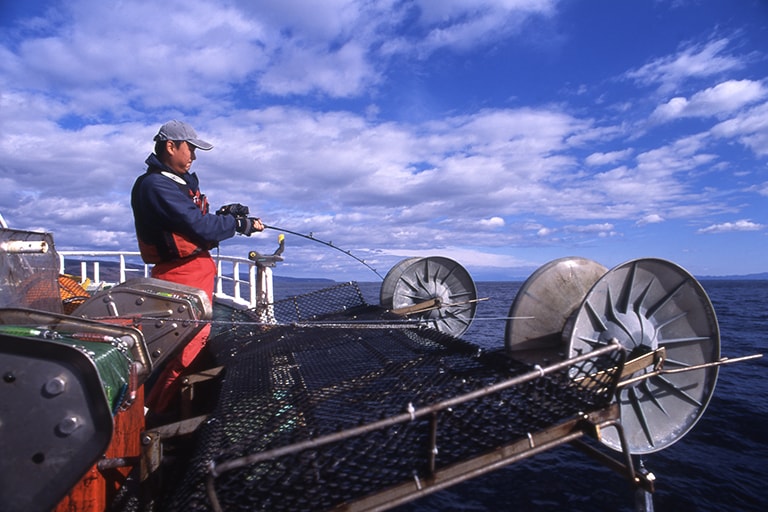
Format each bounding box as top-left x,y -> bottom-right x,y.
165,140 -> 196,174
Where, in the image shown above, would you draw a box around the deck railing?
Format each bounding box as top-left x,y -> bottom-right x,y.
58,251 -> 260,308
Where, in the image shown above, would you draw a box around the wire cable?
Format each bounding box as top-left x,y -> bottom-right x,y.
263,224 -> 384,280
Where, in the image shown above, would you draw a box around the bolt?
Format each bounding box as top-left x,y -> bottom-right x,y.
57,416 -> 82,436
44,376 -> 67,396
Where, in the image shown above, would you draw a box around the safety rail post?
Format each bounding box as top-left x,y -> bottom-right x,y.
215,259 -> 224,297
249,264 -> 257,309
119,254 -> 127,283
233,261 -> 242,302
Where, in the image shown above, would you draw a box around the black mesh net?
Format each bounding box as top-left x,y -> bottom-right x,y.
163,283 -> 623,511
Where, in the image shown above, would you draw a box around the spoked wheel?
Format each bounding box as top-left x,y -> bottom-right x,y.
380,257 -> 477,337
505,257 -> 608,355
566,258 -> 720,453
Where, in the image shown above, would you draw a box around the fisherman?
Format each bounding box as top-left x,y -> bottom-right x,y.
131,120 -> 264,415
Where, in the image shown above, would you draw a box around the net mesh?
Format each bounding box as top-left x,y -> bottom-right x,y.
0,229 -> 62,314
164,283 -> 623,511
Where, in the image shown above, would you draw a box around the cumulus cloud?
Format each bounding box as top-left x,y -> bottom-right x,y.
697,219 -> 764,234
637,214 -> 665,225
652,79 -> 767,122
478,216 -> 505,228
0,0 -> 566,110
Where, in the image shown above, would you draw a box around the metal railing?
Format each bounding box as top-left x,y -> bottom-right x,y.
58,251 -> 260,308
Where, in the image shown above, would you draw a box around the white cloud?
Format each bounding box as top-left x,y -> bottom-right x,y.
560,223 -> 618,238
478,216 -> 505,228
259,40 -> 377,97
652,79 -> 767,122
0,0 -> 566,109
637,214 -> 665,225
626,37 -> 744,94
378,245 -> 532,269
754,182 -> 768,197
536,227 -> 554,237
371,0 -> 561,59
697,219 -> 764,234
568,223 -> 615,233
585,149 -> 633,166
710,101 -> 768,156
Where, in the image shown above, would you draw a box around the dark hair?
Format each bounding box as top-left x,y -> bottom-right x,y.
154,139 -> 183,158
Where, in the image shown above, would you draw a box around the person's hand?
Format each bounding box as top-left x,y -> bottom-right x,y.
235,217 -> 264,236
216,203 -> 250,217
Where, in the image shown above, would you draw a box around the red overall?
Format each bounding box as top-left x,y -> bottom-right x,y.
143,252 -> 216,413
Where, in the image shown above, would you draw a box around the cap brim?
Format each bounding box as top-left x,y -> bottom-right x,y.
188,139 -> 213,151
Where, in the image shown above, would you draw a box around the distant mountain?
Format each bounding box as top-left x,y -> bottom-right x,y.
697,272 -> 768,281
273,275 -> 335,284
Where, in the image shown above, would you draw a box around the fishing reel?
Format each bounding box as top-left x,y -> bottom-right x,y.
216,203 -> 250,217
248,233 -> 285,267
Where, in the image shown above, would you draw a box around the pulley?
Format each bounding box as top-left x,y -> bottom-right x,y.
565,258 -> 720,454
380,256 -> 478,337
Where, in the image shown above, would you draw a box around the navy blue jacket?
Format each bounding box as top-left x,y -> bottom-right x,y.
131,153 -> 237,263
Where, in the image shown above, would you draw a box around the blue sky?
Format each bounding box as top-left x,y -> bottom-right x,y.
1,0 -> 767,281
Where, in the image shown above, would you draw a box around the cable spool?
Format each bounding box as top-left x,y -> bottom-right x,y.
565,258 -> 720,454
505,257 -> 608,359
380,256 -> 478,337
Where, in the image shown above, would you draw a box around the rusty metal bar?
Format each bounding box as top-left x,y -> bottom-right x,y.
390,298 -> 441,316
618,352 -> 762,388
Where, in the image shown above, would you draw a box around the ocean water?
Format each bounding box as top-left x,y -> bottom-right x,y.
274,279 -> 767,511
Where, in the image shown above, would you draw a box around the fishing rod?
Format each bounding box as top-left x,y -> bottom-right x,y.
263,224 -> 385,280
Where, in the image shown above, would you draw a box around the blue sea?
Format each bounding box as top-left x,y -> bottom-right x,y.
274,279 -> 767,512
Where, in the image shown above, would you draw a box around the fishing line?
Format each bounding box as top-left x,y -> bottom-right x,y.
263,224 -> 385,280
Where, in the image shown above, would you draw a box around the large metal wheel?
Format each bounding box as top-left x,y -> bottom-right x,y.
566,258 -> 720,453
380,257 -> 477,337
505,257 -> 607,354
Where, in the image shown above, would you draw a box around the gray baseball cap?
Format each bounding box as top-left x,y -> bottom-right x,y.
154,120 -> 213,150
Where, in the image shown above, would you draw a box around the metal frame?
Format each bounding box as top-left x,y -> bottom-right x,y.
204,342 -> 633,512
58,250 -> 262,309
